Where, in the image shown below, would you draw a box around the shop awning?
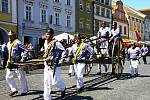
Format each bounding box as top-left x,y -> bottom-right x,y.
122,39 -> 131,46
54,33 -> 74,41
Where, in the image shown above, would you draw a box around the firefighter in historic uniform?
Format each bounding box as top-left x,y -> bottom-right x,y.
5,31 -> 29,96
128,42 -> 142,76
69,34 -> 94,92
97,22 -> 111,72
43,28 -> 66,100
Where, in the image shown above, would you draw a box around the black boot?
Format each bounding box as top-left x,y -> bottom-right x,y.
77,86 -> 84,93
68,73 -> 71,77
9,91 -> 18,96
61,88 -> 66,98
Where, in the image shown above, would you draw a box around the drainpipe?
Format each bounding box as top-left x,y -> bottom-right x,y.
16,0 -> 19,38
92,0 -> 95,36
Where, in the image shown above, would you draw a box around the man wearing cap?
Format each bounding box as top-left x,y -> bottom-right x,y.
110,22 -> 120,42
128,42 -> 142,77
97,22 -> 111,72
97,22 -> 111,57
43,28 -> 66,100
69,34 -> 94,92
5,30 -> 29,96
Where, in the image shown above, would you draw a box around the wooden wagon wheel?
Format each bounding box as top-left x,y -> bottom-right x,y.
111,37 -> 125,79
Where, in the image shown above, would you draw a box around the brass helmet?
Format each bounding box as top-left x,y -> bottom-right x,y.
8,30 -> 15,36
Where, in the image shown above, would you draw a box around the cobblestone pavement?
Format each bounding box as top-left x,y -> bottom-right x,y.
0,57 -> 150,100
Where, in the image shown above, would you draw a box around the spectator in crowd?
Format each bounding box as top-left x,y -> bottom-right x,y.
141,44 -> 149,64
28,43 -> 34,59
1,41 -> 8,69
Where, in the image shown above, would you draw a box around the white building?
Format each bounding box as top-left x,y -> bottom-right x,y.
139,9 -> 150,41
144,16 -> 150,41
94,0 -> 112,35
18,0 -> 75,49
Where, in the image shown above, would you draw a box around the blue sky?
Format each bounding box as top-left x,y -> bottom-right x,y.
112,0 -> 150,10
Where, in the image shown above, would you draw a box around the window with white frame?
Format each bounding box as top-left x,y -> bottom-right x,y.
105,0 -> 109,5
96,6 -> 100,15
66,0 -> 70,5
79,0 -> 83,11
66,15 -> 71,27
26,5 -> 32,21
49,15 -> 53,24
106,9 -> 110,18
101,7 -> 105,17
2,0 -> 8,13
86,3 -> 91,12
41,9 -> 47,23
79,19 -> 84,29
55,0 -> 59,2
124,26 -> 126,34
101,0 -> 104,4
55,13 -> 59,25
86,23 -> 90,30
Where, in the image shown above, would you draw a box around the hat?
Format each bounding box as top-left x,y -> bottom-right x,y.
8,30 -> 15,36
47,28 -> 54,34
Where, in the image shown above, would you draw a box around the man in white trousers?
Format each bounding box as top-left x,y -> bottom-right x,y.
97,22 -> 111,72
128,42 -> 142,77
70,34 -> 94,92
43,28 -> 66,100
5,30 -> 29,96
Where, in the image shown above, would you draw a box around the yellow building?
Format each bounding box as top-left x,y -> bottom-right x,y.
0,0 -> 17,42
124,5 -> 146,41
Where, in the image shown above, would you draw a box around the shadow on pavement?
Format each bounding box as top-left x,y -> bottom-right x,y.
62,95 -> 94,100
28,90 -> 43,95
119,73 -> 150,80
55,73 -> 115,100
31,73 -> 116,100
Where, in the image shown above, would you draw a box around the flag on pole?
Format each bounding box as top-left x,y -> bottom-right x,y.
135,30 -> 141,41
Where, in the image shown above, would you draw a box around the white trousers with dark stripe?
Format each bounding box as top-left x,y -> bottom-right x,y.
43,62 -> 66,100
74,63 -> 85,89
6,68 -> 28,93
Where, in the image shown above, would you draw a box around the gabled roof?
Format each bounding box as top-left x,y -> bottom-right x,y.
139,8 -> 150,12
123,5 -> 146,18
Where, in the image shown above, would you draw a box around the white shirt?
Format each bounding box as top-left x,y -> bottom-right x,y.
70,43 -> 94,61
128,47 -> 142,59
111,27 -> 120,37
97,27 -> 111,37
141,46 -> 149,56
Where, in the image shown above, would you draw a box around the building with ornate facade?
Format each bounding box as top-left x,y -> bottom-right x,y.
94,0 -> 112,35
0,0 -> 17,42
124,5 -> 146,41
139,9 -> 150,41
18,0 -> 75,48
112,1 -> 128,38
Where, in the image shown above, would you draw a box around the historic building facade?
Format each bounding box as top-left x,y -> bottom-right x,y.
94,0 -> 112,35
112,1 -> 128,38
124,5 -> 146,41
18,0 -> 75,48
140,9 -> 150,41
0,0 -> 17,42
75,0 -> 93,36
